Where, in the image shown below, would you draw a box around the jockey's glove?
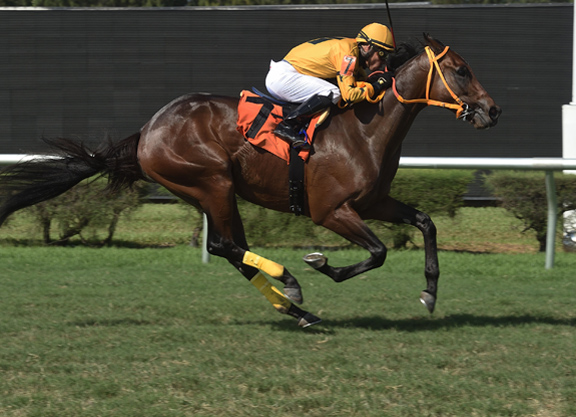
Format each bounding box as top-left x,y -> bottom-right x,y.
369,71 -> 394,96
370,72 -> 392,96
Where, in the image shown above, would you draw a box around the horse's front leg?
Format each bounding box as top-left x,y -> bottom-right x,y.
305,197 -> 439,313
304,203 -> 388,282
369,196 -> 439,313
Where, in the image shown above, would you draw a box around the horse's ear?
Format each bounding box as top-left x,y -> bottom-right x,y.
423,33 -> 446,53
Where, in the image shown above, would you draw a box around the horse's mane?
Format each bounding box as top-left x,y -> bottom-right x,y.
385,42 -> 421,72
385,34 -> 444,73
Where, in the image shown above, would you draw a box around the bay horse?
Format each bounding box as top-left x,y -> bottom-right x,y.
0,34 -> 500,327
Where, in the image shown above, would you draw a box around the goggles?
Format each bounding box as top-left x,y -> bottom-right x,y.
374,47 -> 387,58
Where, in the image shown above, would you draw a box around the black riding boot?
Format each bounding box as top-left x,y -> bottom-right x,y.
274,94 -> 333,148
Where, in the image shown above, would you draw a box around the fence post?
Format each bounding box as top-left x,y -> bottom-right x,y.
545,170 -> 557,269
202,213 -> 210,263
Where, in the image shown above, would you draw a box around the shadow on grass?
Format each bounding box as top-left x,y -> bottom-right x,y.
268,314 -> 575,333
69,318 -> 153,327
61,314 -> 574,336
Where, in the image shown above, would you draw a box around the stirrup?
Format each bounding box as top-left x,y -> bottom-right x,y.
274,123 -> 309,149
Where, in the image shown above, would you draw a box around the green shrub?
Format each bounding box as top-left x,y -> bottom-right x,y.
484,171 -> 576,252
16,169 -> 472,249
25,178 -> 145,246
240,201 -> 321,247
382,169 -> 474,248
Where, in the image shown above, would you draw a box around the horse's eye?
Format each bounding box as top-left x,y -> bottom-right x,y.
456,66 -> 470,78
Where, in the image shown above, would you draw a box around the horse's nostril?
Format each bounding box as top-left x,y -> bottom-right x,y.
489,106 -> 501,121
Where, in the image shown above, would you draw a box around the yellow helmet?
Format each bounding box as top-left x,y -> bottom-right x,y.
356,23 -> 395,51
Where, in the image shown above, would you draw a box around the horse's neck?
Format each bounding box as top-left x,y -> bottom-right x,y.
365,54 -> 429,158
393,52 -> 430,104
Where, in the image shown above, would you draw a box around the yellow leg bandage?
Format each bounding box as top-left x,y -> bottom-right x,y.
242,251 -> 284,278
250,272 -> 292,314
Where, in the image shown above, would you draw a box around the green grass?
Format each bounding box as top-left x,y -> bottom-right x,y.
0,246 -> 575,416
0,205 -> 575,415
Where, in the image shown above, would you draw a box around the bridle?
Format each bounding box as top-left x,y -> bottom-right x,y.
392,45 -> 473,120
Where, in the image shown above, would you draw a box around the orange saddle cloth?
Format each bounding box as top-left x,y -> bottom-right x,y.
236,90 -> 321,163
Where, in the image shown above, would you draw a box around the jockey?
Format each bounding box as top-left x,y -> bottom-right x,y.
265,22 -> 395,148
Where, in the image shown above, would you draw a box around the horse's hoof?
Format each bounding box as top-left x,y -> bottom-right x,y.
303,252 -> 327,269
297,312 -> 322,328
283,286 -> 303,305
420,291 -> 436,314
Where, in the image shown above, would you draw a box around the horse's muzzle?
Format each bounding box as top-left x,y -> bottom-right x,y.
470,104 -> 501,129
489,105 -> 502,126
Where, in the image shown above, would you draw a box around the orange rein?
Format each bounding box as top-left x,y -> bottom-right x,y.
392,46 -> 468,119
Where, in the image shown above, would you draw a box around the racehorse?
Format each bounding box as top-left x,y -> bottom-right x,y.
0,34 -> 500,327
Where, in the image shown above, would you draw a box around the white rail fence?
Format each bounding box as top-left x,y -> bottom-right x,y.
400,157 -> 576,269
2,155 -> 576,269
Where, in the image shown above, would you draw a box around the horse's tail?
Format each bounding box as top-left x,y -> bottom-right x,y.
0,132 -> 145,226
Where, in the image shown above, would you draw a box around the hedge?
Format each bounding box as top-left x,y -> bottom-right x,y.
8,169 -> 474,249
24,178 -> 145,247
239,169 -> 473,249
484,171 -> 576,252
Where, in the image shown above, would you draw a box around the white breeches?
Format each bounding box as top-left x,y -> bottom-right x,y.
265,60 -> 341,104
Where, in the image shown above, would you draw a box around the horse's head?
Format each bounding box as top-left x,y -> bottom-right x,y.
424,34 -> 501,129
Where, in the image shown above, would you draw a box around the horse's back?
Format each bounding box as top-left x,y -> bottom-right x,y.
136,94 -> 238,189
138,93 -> 242,164
141,93 -> 240,143
136,92 -> 291,210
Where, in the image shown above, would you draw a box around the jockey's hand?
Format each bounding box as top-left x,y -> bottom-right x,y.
369,71 -> 393,96
366,70 -> 384,83
366,70 -> 394,83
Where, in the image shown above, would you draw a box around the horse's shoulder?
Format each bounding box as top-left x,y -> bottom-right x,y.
324,101 -> 381,128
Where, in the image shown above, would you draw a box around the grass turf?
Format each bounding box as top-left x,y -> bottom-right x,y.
0,245 -> 574,416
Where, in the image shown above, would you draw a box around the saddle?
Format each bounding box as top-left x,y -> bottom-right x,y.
236,89 -> 323,163
236,89 -> 324,215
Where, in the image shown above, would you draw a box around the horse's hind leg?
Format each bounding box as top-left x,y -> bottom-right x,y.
223,200 -> 305,306
171,186 -> 320,327
204,202 -> 321,327
140,139 -> 318,326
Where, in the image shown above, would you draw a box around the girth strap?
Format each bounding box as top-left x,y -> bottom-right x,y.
289,146 -> 305,216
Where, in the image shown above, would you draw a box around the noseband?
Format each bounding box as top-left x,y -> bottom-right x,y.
392,46 -> 472,120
